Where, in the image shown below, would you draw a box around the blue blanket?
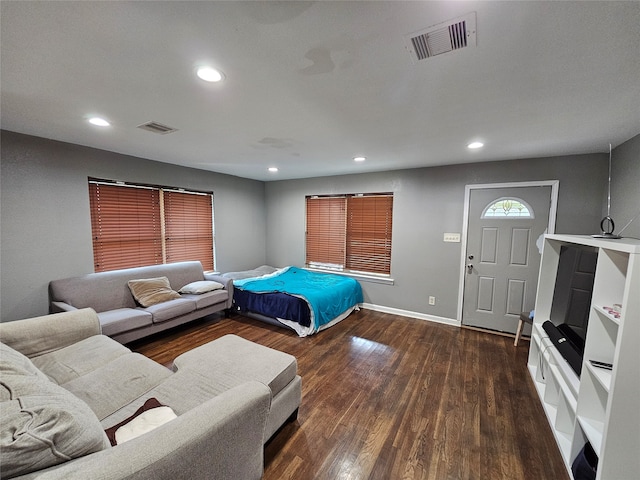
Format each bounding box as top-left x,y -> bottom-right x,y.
234,267 -> 363,329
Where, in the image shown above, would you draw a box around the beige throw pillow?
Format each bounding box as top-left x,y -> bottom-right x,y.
127,277 -> 180,307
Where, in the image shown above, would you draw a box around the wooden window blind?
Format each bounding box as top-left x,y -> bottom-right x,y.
305,193 -> 393,275
164,190 -> 214,271
89,180 -> 215,273
346,195 -> 393,274
89,183 -> 162,272
306,197 -> 346,267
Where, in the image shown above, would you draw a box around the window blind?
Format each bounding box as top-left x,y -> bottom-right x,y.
305,193 -> 393,275
164,190 -> 214,271
306,196 -> 346,267
89,183 -> 162,272
89,181 -> 215,273
346,195 -> 393,274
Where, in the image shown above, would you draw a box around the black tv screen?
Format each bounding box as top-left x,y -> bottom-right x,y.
546,244 -> 598,375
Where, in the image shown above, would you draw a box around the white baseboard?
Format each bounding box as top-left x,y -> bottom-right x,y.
360,303 -> 460,327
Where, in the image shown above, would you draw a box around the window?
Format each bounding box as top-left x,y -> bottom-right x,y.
163,190 -> 214,270
306,197 -> 346,268
89,179 -> 214,272
481,197 -> 534,218
306,194 -> 393,275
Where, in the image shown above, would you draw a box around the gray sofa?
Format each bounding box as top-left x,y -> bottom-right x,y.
0,308 -> 302,479
49,261 -> 233,344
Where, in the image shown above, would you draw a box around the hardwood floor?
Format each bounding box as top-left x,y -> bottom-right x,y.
130,309 -> 569,480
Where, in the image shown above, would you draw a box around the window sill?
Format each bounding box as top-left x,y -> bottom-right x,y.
304,267 -> 395,285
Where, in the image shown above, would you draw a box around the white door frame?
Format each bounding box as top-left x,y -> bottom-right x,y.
456,180 -> 559,324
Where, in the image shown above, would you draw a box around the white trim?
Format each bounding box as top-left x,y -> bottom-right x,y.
457,180 -> 559,324
361,303 -> 459,327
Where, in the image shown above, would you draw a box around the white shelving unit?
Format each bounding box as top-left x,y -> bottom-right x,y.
527,234 -> 640,480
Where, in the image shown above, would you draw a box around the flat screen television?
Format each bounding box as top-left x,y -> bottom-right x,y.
542,244 -> 598,376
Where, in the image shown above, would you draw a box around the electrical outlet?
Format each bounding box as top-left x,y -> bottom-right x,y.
428,296 -> 436,305
443,233 -> 461,243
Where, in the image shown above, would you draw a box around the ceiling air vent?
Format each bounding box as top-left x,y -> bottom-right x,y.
136,121 -> 178,135
405,12 -> 476,62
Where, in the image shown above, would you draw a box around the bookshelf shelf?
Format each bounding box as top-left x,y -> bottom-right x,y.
527,234 -> 640,479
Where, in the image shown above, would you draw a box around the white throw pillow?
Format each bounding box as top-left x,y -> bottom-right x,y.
179,280 -> 224,294
114,406 -> 177,445
105,398 -> 177,446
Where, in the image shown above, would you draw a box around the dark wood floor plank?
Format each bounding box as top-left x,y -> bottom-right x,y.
130,309 -> 569,480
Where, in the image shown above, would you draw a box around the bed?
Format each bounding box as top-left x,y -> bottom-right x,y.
222,266 -> 363,337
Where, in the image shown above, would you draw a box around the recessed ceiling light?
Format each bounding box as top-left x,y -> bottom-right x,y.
467,142 -> 484,149
353,156 -> 366,162
196,66 -> 224,83
268,167 -> 279,173
88,117 -> 110,127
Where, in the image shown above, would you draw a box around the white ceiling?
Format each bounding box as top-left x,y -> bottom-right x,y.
2,1 -> 639,182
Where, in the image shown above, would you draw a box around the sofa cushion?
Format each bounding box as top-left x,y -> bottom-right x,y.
144,298 -> 196,323
62,353 -> 173,421
30,335 -> 130,385
0,372 -> 109,478
128,369 -> 231,417
97,308 -> 153,336
178,280 -> 224,294
180,289 -> 228,309
127,277 -> 181,307
174,335 -> 298,397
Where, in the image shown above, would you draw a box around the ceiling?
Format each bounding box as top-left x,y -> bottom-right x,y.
1,1 -> 639,182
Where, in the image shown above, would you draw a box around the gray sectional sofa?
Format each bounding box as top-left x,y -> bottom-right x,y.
48,261 -> 233,344
0,308 -> 302,479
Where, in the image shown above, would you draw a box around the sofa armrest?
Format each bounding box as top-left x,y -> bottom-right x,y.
0,308 -> 101,358
15,381 -> 271,480
50,301 -> 79,313
204,273 -> 234,309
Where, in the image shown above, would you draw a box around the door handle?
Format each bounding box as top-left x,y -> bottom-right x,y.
466,264 -> 473,273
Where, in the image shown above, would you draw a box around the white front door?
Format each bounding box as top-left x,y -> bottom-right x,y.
462,185 -> 554,334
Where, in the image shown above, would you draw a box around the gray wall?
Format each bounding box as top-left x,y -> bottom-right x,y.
3,128 -> 636,324
611,134 -> 640,239
265,154 -> 609,321
1,131 -> 266,321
